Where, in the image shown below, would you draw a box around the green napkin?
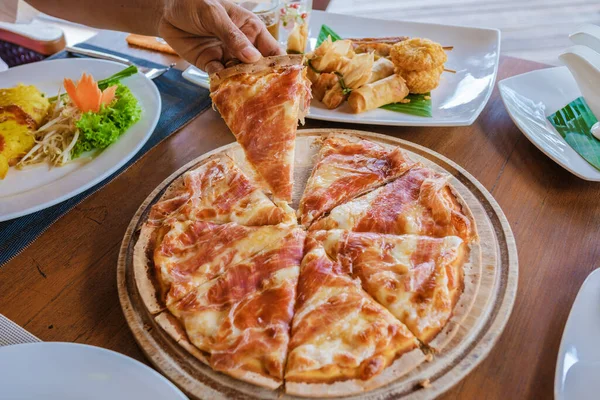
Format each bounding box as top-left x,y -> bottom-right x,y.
548,97 -> 600,171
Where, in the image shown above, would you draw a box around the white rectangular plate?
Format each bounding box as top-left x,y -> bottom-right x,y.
498,66 -> 600,181
182,10 -> 501,127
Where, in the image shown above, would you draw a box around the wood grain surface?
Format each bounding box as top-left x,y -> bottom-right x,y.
117,129 -> 514,399
1,20 -> 599,400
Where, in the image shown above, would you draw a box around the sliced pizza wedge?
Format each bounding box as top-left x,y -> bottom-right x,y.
165,228 -> 306,389
320,229 -> 467,344
210,55 -> 311,202
298,134 -> 415,227
285,232 -> 421,396
153,220 -> 297,306
310,165 -> 476,242
148,155 -> 295,226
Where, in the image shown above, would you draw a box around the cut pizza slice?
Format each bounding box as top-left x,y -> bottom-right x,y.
148,155 -> 295,226
319,229 -> 467,344
210,55 -> 311,202
310,165 -> 476,242
153,220 -> 298,306
285,232 -> 421,396
164,228 -> 306,389
298,134 -> 415,227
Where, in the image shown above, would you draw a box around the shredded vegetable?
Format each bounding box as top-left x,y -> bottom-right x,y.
17,68 -> 141,168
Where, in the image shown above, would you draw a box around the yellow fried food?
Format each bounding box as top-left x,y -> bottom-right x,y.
0,84 -> 49,126
397,66 -> 444,94
390,38 -> 447,71
0,115 -> 34,178
0,85 -> 49,179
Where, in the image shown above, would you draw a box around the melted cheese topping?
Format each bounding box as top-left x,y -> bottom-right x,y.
311,166 -> 475,241
169,228 -> 305,381
298,136 -> 414,226
322,230 -> 466,343
211,66 -> 311,202
154,221 -> 296,305
149,156 -> 295,226
286,240 -> 418,383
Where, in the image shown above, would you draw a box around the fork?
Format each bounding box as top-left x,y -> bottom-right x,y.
64,46 -> 174,79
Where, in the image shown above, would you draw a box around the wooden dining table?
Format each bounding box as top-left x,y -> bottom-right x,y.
2,4 -> 600,400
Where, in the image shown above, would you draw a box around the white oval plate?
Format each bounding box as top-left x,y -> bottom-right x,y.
0,342 -> 187,400
498,66 -> 600,182
182,10 -> 501,127
0,58 -> 161,221
555,268 -> 600,400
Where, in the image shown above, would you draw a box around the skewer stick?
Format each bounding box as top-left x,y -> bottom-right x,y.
444,68 -> 456,73
442,46 -> 454,50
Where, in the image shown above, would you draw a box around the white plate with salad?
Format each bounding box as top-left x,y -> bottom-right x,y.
183,10 -> 500,127
0,58 -> 161,221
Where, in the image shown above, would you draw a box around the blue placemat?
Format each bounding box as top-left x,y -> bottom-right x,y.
0,43 -> 211,267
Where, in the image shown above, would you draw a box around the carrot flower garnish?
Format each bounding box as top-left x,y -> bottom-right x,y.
63,73 -> 117,113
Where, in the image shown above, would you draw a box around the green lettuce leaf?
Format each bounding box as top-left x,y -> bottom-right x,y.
72,83 -> 141,158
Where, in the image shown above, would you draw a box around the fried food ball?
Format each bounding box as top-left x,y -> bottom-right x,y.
390,38 -> 447,71
397,66 -> 444,94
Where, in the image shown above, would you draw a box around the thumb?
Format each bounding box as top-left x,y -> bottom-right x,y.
213,8 -> 261,63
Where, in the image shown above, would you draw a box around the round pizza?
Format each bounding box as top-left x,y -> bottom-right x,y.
133,131 -> 481,397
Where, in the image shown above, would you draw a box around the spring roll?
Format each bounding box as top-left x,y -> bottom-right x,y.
348,73 -> 409,113
287,23 -> 309,54
339,52 -> 374,89
311,72 -> 339,102
367,57 -> 395,83
322,85 -> 346,109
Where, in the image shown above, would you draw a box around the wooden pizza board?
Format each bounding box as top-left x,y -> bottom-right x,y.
117,128 -> 518,399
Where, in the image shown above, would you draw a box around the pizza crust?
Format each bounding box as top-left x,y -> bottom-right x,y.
220,369 -> 282,391
285,348 -> 427,397
133,222 -> 164,315
154,312 -> 285,390
154,311 -> 209,365
209,54 -> 304,90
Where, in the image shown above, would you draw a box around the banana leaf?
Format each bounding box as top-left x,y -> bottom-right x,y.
548,97 -> 600,171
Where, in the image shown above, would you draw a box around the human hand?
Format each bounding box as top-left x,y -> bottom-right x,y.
159,0 -> 285,74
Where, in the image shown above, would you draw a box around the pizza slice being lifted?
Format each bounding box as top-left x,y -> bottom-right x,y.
148,155 -> 295,227
210,55 -> 311,203
285,232 -> 422,396
298,134 -> 415,227
319,229 -> 468,345
160,228 -> 306,389
311,165 -> 477,242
